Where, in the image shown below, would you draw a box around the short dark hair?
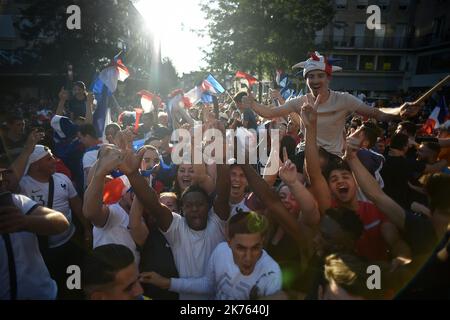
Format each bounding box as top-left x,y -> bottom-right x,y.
325,207 -> 364,241
233,92 -> 248,104
82,244 -> 135,294
324,159 -> 352,182
361,122 -> 381,148
228,211 -> 268,239
398,121 -> 417,136
389,133 -> 409,151
78,124 -> 98,139
424,173 -> 450,213
422,141 -> 441,155
105,123 -> 121,135
73,81 -> 87,91
181,184 -> 209,204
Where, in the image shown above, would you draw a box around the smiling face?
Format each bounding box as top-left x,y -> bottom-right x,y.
305,70 -> 330,97
229,166 -> 248,202
182,191 -> 209,231
328,169 -> 357,205
141,149 -> 160,171
177,164 -> 195,191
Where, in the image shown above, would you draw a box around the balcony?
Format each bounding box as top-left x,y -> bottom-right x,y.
332,36 -> 409,49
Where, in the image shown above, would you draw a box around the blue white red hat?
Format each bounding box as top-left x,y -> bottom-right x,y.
292,51 -> 342,78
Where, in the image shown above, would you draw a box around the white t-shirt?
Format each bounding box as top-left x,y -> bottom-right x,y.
162,209 -> 226,300
291,91 -> 373,156
93,203 -> 140,264
170,242 -> 282,300
82,145 -> 101,170
230,198 -> 251,217
20,173 -> 77,248
0,194 -> 57,300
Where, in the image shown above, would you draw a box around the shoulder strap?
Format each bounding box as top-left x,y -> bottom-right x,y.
38,176 -> 54,255
2,234 -> 17,300
47,175 -> 54,209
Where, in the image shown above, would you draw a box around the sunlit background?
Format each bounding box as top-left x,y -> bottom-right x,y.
134,0 -> 210,75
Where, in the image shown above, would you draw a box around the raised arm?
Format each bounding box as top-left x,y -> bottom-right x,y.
300,96 -> 332,214
84,92 -> 94,125
56,87 -> 69,116
128,196 -> 149,247
343,130 -> 406,230
240,163 -> 305,247
279,148 -> 320,227
119,147 -> 173,232
242,93 -> 298,119
9,129 -> 44,181
82,147 -> 121,227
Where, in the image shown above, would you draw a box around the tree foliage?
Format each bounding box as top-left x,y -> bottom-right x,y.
200,0 -> 334,79
15,0 -> 152,82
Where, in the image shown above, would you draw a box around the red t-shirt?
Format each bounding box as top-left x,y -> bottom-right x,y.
331,200 -> 389,261
355,201 -> 389,261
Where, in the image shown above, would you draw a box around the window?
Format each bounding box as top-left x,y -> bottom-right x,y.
399,0 -> 410,10
335,0 -> 347,9
354,23 -> 366,47
331,55 -> 357,70
378,0 -> 390,10
377,56 -> 401,71
357,0 -> 368,9
374,24 -> 386,48
432,16 -> 445,39
360,55 -> 375,71
394,24 -> 407,48
315,29 -> 324,45
0,15 -> 16,39
333,22 -> 345,46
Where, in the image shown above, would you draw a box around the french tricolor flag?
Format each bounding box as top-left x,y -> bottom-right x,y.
137,90 -> 161,113
421,96 -> 449,135
103,175 -> 131,205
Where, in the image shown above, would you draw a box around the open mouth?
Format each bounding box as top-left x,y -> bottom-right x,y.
337,186 -> 349,196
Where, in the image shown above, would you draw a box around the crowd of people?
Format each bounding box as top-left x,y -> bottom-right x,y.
1,51 -> 449,300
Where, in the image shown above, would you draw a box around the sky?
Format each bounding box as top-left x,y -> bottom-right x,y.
134,0 -> 210,75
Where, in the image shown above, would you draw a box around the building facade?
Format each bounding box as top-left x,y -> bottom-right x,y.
315,0 -> 450,97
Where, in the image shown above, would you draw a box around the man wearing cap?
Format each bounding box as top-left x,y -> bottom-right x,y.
244,51 -> 422,157
18,144 -> 90,299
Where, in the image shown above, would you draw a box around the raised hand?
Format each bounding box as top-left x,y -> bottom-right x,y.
95,145 -> 124,176
399,101 -> 423,119
114,127 -> 135,150
269,88 -> 282,101
343,127 -> 364,161
119,147 -> 147,176
139,271 -> 170,289
300,94 -> 320,128
24,129 -> 45,152
278,147 -> 298,186
58,87 -> 69,101
86,92 -> 95,105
